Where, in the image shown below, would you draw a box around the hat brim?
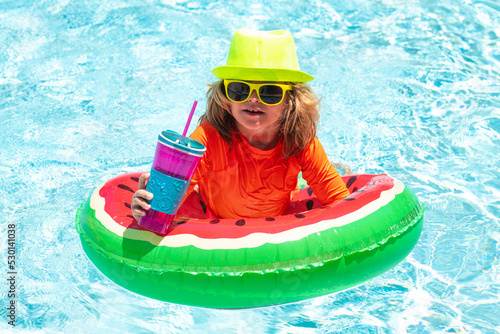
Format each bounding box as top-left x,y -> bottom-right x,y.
212,66 -> 314,83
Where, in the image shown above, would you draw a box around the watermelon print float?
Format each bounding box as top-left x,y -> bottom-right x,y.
75,172 -> 424,308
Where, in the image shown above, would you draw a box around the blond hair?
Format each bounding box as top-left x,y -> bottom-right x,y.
199,80 -> 320,158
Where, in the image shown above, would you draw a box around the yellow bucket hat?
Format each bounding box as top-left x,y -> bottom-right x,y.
212,29 -> 314,83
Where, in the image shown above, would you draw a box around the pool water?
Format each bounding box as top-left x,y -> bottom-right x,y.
1,0 -> 499,333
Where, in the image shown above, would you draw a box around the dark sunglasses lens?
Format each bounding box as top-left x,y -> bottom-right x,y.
259,85 -> 284,104
227,82 -> 250,102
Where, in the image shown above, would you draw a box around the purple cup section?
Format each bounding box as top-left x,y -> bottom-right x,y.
152,140 -> 199,180
138,130 -> 206,234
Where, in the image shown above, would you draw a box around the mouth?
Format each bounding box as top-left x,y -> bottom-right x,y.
243,108 -> 264,115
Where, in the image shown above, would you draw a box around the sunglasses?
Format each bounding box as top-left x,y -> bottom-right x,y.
224,80 -> 292,106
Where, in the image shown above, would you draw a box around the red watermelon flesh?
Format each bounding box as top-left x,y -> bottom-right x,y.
99,173 -> 393,238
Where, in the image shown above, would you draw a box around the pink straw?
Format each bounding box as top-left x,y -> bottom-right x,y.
182,100 -> 198,137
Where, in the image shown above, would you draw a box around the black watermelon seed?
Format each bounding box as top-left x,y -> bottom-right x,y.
176,220 -> 187,225
210,219 -> 220,224
117,184 -> 135,193
131,176 -> 139,182
200,201 -> 207,214
295,214 -> 306,218
352,187 -> 358,193
346,176 -> 358,189
265,217 -> 275,221
343,197 -> 356,201
306,200 -> 314,211
124,202 -> 131,209
307,187 -> 313,197
235,219 -> 246,226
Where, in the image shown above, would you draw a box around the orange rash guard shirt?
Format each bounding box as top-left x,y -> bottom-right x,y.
185,121 -> 350,219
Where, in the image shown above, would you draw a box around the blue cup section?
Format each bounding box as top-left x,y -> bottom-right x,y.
146,168 -> 190,215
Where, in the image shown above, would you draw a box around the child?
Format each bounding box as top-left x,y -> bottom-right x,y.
132,29 -> 350,220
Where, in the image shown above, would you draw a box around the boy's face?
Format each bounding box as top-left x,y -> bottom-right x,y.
229,88 -> 286,139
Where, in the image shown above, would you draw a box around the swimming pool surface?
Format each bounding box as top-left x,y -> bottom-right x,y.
1,0 -> 499,333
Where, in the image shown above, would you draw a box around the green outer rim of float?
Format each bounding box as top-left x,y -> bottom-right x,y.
75,183 -> 424,308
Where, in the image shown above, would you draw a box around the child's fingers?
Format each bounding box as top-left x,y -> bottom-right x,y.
132,191 -> 152,209
131,198 -> 149,221
132,173 -> 152,221
132,207 -> 146,221
131,189 -> 153,221
138,172 -> 150,190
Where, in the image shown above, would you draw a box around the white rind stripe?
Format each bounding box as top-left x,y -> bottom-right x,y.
91,179 -> 405,250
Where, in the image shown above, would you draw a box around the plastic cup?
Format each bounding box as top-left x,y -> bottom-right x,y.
138,130 -> 206,234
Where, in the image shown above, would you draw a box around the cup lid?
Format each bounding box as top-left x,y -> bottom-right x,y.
158,130 -> 206,156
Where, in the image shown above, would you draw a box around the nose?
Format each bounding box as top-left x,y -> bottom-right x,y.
247,89 -> 260,103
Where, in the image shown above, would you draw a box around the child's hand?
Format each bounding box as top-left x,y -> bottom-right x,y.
131,172 -> 153,221
332,161 -> 354,176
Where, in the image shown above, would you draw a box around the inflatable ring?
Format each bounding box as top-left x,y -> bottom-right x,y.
75,172 -> 424,308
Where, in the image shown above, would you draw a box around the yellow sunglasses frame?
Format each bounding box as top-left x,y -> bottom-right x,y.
223,80 -> 292,106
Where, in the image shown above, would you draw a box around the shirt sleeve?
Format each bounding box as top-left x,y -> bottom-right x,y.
297,137 -> 350,205
183,123 -> 211,199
